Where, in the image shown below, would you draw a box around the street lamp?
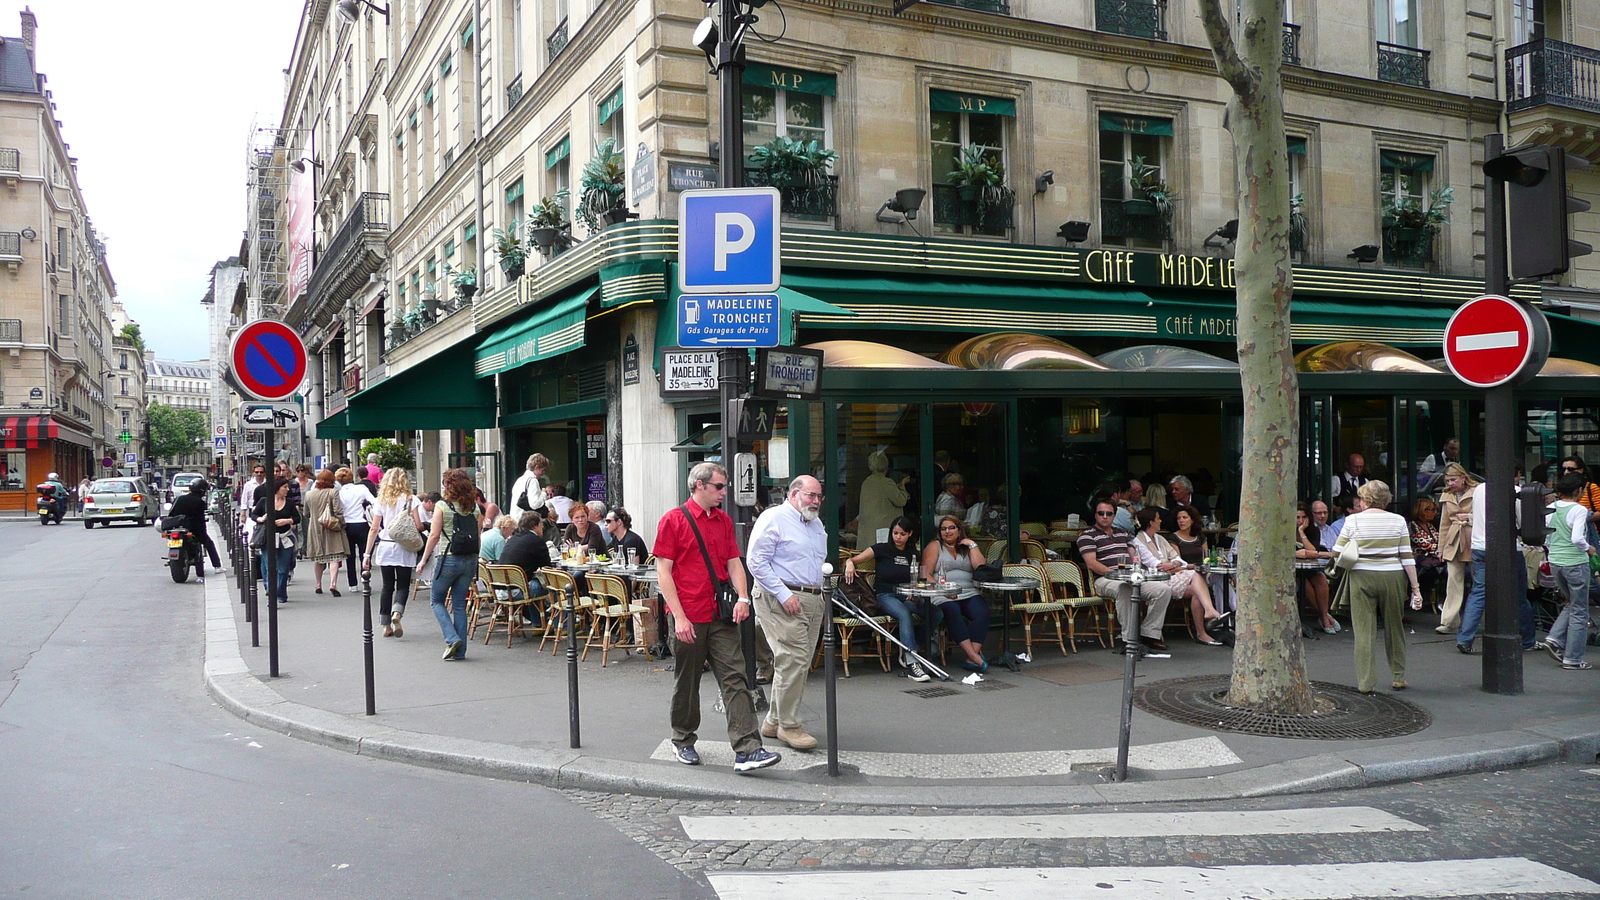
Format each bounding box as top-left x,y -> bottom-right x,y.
336,0 -> 389,22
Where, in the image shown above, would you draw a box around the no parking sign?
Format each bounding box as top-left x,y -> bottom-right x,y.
226,320 -> 307,402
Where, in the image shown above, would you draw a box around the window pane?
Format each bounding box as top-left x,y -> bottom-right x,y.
1099,129 -> 1123,163
742,86 -> 776,124
1101,161 -> 1127,199
930,111 -> 960,145
968,113 -> 1003,148
1130,133 -> 1162,164
933,144 -> 961,183
784,93 -> 823,131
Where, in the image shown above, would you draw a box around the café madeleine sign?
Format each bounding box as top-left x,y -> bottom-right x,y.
1079,249 -> 1237,290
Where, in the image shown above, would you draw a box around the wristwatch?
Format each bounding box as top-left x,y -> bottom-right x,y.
736,597 -> 751,604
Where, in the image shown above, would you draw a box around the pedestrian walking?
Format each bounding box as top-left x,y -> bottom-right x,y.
417,469 -> 481,661
747,475 -> 828,752
1534,474 -> 1595,670
508,453 -> 550,518
1330,480 -> 1422,693
252,477 -> 300,606
363,467 -> 425,637
1436,464 -> 1478,634
1456,479 -> 1537,654
655,462 -> 780,773
336,467 -> 373,588
303,469 -> 351,596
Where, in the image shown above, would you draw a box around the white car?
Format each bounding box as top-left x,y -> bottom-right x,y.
82,477 -> 162,528
167,472 -> 206,503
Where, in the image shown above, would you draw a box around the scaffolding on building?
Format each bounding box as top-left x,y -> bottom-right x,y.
243,125 -> 296,322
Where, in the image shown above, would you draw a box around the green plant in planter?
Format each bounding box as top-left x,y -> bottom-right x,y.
946,144 -> 1003,202
527,189 -> 571,229
492,223 -> 527,279
1127,156 -> 1177,219
1290,192 -> 1308,250
360,437 -> 416,472
1382,186 -> 1455,232
577,138 -> 627,231
443,263 -> 478,302
751,135 -> 838,191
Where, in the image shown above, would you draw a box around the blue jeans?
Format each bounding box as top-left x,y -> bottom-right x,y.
1546,562 -> 1592,664
938,595 -> 989,646
266,543 -> 294,601
875,591 -> 923,655
431,554 -> 475,655
1458,548 -> 1535,648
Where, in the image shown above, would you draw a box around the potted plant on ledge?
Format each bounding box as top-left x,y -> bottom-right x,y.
1382,186 -> 1454,267
947,144 -> 1003,204
578,138 -> 630,231
493,223 -> 527,280
526,189 -> 572,253
751,136 -> 838,216
442,264 -> 477,304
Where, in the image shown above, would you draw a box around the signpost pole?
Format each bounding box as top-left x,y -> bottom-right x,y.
1481,133 -> 1522,695
264,427 -> 280,679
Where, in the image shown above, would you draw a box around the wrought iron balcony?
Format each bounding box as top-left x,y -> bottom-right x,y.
933,185 -> 1016,232
506,74 -> 523,108
1283,23 -> 1301,66
0,148 -> 18,177
744,169 -> 839,219
0,318 -> 20,342
304,193 -> 389,332
1096,0 -> 1167,41
1382,224 -> 1435,268
547,19 -> 569,61
1377,42 -> 1429,88
1507,39 -> 1600,115
926,0 -> 1009,13
1100,198 -> 1171,243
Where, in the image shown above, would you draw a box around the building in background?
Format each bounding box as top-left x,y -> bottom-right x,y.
202,258 -> 245,478
144,352 -> 212,474
108,301 -> 146,476
0,8 -> 117,510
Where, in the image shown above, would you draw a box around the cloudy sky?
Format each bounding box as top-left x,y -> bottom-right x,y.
22,1 -> 304,362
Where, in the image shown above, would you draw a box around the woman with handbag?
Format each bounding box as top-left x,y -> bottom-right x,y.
920,515 -> 990,672
363,468 -> 425,637
417,469 -> 482,661
1295,502 -> 1340,634
303,469 -> 350,596
252,477 -> 301,606
1133,507 -> 1225,645
1330,480 -> 1424,693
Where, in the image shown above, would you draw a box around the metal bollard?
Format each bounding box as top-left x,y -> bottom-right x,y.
566,585 -> 581,748
823,595 -> 839,778
1113,580 -> 1143,784
361,570 -> 376,716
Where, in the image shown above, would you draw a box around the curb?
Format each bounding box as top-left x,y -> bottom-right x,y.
201,576 -> 1600,806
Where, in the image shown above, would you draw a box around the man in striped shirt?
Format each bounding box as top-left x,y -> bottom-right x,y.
1078,498 -> 1173,657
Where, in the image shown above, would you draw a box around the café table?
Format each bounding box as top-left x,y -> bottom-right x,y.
893,582 -> 959,664
603,564 -> 669,658
974,575 -> 1040,671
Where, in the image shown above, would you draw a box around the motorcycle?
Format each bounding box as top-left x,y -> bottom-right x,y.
162,514 -> 204,583
35,484 -> 64,525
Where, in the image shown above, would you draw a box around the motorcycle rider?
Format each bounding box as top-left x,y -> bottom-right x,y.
168,478 -> 222,575
37,472 -> 70,521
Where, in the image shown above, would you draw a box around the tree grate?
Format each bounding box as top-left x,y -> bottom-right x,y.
1133,675 -> 1432,740
904,686 -> 962,699
973,680 -> 1017,692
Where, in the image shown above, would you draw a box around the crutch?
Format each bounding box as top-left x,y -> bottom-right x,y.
825,577 -> 952,682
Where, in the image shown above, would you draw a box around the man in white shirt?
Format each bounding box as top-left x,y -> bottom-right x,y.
747,475 -> 828,752
238,462 -> 267,537
1455,481 -> 1536,653
1330,454 -> 1369,515
1311,500 -> 1341,548
545,483 -> 575,524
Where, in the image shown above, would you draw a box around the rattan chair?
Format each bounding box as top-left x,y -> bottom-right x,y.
537,567 -> 584,653
582,572 -> 649,666
481,563 -> 542,646
466,559 -> 496,640
1043,559 -> 1108,650
1000,561 -> 1068,657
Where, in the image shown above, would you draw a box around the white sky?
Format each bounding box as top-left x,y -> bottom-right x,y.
22,1 -> 304,362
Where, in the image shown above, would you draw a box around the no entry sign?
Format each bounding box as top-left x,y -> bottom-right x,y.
228,319 -> 308,402
1443,294 -> 1549,389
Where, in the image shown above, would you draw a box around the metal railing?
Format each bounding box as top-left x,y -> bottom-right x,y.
305,192 -> 389,309
1507,39 -> 1600,115
1283,23 -> 1301,66
0,232 -> 20,258
1383,225 -> 1435,268
744,170 -> 840,218
1100,198 -> 1171,243
1096,0 -> 1167,41
933,185 -> 1016,232
1377,42 -> 1430,88
0,148 -> 18,173
547,19 -> 570,61
0,318 -> 20,342
927,0 -> 1009,13
506,74 -> 523,109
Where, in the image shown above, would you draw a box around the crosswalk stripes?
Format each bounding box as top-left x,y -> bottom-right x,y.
687,806 -> 1600,900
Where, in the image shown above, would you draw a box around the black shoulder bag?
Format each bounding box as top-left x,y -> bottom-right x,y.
680,507 -> 739,625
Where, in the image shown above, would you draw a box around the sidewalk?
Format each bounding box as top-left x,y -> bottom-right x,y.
202,571 -> 1600,805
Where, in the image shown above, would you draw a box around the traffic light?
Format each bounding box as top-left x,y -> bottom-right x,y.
1484,146 -> 1592,281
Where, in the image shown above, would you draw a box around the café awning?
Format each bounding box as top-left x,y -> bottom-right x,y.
474,285 -> 598,378
344,343 -> 496,432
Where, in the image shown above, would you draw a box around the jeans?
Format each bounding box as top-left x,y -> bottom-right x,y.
265,543 -> 294,602
937,595 -> 990,646
344,522 -> 370,587
874,591 -> 923,654
1546,562 -> 1592,664
431,554 -> 475,655
1458,548 -> 1535,648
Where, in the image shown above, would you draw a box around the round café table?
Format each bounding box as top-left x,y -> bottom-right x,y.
974,575 -> 1040,671
893,582 -> 959,663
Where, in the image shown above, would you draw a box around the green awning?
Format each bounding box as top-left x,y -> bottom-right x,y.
545,136 -> 571,170
505,178 -> 525,205
744,64 -> 836,96
425,85 -> 436,105
461,22 -> 474,45
1545,312 -> 1600,367
463,222 -> 477,242
344,343 -> 496,432
475,285 -> 598,378
600,259 -> 669,308
1381,150 -> 1434,172
777,286 -> 856,343
315,410 -> 353,440
1288,136 -> 1307,156
1098,113 -> 1174,136
931,89 -> 1015,117
598,85 -> 625,125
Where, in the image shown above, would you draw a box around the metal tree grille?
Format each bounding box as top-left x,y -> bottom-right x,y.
1134,675 -> 1432,740
905,686 -> 963,699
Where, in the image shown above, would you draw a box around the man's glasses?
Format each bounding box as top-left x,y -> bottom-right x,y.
798,489 -> 825,501
705,482 -> 727,490
1095,510 -> 1116,517
1563,467 -> 1581,473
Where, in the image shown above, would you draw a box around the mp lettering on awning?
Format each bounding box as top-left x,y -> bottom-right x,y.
545,136 -> 571,170
1380,150 -> 1434,172
1098,113 -> 1174,136
598,86 -> 625,125
743,64 -> 836,96
930,89 -> 1015,117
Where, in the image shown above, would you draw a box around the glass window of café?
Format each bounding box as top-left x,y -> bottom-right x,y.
929,90 -> 1013,237
1,450 -> 23,490
1099,113 -> 1174,249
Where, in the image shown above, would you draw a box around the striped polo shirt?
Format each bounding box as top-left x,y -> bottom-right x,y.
1333,510 -> 1415,572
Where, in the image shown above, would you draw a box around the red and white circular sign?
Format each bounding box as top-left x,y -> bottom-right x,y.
227,319 -> 308,402
1443,295 -> 1544,389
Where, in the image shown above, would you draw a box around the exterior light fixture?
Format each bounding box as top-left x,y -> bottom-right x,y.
337,0 -> 390,23
290,157 -> 323,174
19,226 -> 35,241
876,188 -> 927,223
1034,170 -> 1054,194
1056,221 -> 1091,245
1203,219 -> 1239,250
1347,244 -> 1380,264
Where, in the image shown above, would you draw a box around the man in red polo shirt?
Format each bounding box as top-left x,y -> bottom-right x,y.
655,461 -> 780,773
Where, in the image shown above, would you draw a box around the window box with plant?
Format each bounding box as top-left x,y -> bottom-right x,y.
1290,193 -> 1308,255
1101,155 -> 1175,243
493,222 -> 527,281
1381,186 -> 1452,268
443,263 -> 478,303
934,144 -> 1014,232
746,135 -> 839,219
526,189 -> 573,253
578,138 -> 629,231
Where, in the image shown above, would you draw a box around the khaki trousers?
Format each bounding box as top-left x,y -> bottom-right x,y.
1094,576 -> 1173,643
670,618 -> 761,753
752,585 -> 824,730
1440,559 -> 1470,628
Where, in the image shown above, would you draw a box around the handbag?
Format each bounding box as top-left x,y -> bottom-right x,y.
318,492 -> 343,532
249,518 -> 271,550
386,498 -> 426,552
1326,532 -> 1360,576
680,507 -> 739,625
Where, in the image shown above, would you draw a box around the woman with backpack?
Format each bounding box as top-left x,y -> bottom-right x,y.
417,469 -> 482,661
363,468 -> 425,637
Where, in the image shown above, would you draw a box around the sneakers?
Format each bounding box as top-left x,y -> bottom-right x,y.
760,719 -> 779,738
906,659 -> 932,683
777,726 -> 818,751
1456,642 -> 1474,654
675,744 -> 701,765
1537,640 -> 1563,663
1562,659 -> 1593,670
1434,624 -> 1456,634
443,640 -> 464,661
733,747 -> 781,772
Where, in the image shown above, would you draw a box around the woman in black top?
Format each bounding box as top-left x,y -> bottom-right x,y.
603,507 -> 650,565
561,503 -> 608,556
253,478 -> 301,604
1170,505 -> 1208,566
1295,501 -> 1339,634
843,516 -> 930,681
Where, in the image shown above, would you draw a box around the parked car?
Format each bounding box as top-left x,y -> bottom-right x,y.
82,477 -> 162,528
167,471 -> 206,504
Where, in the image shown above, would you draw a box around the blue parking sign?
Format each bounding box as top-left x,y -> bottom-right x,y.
678,187 -> 781,294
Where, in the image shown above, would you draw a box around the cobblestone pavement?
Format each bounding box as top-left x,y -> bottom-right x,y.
566,764 -> 1600,898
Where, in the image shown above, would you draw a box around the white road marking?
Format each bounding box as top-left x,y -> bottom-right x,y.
680,806 -> 1423,842
649,735 -> 1240,776
1455,330 -> 1520,352
707,858 -> 1600,900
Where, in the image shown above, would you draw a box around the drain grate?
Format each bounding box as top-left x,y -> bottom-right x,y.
904,685 -> 962,699
973,680 -> 1017,692
1134,675 -> 1431,740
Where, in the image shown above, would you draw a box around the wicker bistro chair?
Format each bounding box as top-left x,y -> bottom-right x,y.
812,578 -> 894,677
1043,559 -> 1109,650
984,539 -> 1048,565
481,563 -> 542,647
582,573 -> 649,666
999,562 -> 1070,657
466,560 -> 496,641
537,567 -> 586,654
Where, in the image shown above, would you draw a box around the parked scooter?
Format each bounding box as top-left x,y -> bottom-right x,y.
35,483 -> 64,525
162,514 -> 205,583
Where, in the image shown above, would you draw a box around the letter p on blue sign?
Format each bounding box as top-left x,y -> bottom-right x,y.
678,187 -> 781,294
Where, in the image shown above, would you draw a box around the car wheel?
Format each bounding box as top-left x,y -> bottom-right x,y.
83,520 -> 93,529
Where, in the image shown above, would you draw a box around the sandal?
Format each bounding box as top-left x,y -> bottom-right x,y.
330,588 -> 341,597
315,587 -> 324,595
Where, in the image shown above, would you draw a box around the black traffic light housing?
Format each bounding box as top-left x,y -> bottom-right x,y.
1483,145 -> 1592,282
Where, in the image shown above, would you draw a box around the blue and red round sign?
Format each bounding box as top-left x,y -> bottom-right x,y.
228,319 -> 307,402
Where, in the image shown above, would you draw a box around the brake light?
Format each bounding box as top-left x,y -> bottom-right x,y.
131,494 -> 142,502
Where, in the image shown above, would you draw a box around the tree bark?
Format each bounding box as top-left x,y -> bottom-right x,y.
1197,0 -> 1313,713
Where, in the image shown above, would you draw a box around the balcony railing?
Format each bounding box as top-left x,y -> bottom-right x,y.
927,0 -> 1009,13
1101,198 -> 1171,243
933,185 -> 1016,232
304,193 -> 389,326
744,170 -> 839,219
1377,42 -> 1430,88
1507,39 -> 1600,115
0,318 -> 20,342
1383,225 -> 1436,268
1096,0 -> 1167,41
506,74 -> 523,108
0,147 -> 18,176
547,19 -> 569,61
0,231 -> 20,260
1282,23 -> 1301,66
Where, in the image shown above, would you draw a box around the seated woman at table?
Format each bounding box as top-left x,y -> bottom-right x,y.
561,503 -> 608,556
1295,502 -> 1339,634
922,515 -> 990,672
1132,507 -> 1223,645
1408,496 -> 1446,609
1170,505 -> 1208,566
845,516 -> 929,681
603,506 -> 650,564
480,514 -> 516,563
